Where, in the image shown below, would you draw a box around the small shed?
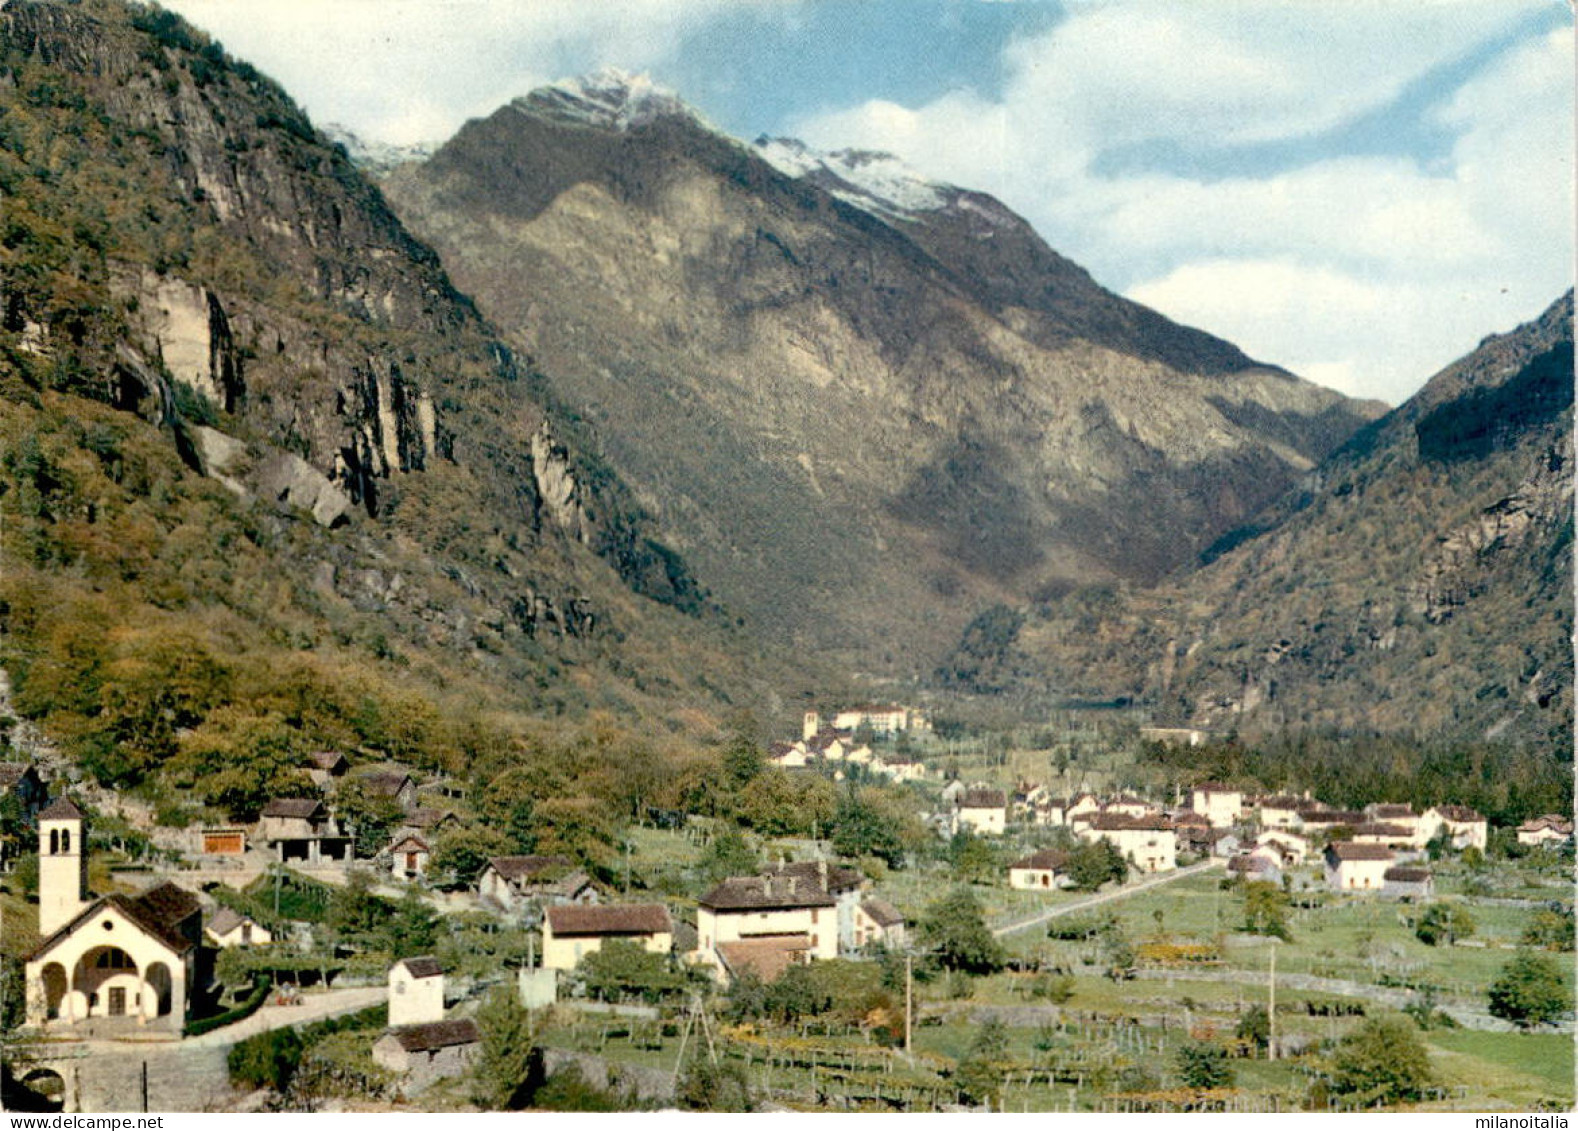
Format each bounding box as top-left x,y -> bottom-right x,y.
1381,866 -> 1434,901
372,1019 -> 480,1093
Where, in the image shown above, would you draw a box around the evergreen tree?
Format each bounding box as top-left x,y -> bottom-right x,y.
472,985 -> 537,1110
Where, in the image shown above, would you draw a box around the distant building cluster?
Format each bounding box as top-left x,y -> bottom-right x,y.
762,704 -> 932,782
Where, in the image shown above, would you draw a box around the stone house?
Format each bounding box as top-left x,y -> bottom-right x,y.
1227,851 -> 1282,887
542,903 -> 673,971
1381,866 -> 1434,900
1102,795 -> 1156,820
257,798 -> 353,865
696,873 -> 838,975
1365,803 -> 1429,847
477,854 -> 597,914
353,768 -> 418,811
372,1019 -> 480,1092
1256,829 -> 1310,865
388,834 -> 431,881
1351,822 -> 1416,850
304,751 -> 349,788
1254,795 -> 1305,830
1516,815 -> 1573,848
1299,809 -> 1365,838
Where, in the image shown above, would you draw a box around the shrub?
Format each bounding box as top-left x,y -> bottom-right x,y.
1487,951 -> 1571,1028
186,975 -> 271,1037
1414,903 -> 1475,947
228,1026 -> 304,1092
1330,1017 -> 1432,1106
1175,1041 -> 1234,1089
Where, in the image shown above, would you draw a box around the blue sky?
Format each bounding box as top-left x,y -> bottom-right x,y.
164,1 -> 1574,406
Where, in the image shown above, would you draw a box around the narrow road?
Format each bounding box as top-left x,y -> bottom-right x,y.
183,985 -> 387,1048
992,859 -> 1224,938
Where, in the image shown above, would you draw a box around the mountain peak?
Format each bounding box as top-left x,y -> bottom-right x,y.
753,136 -> 1026,233
514,68 -> 703,132
755,136 -> 951,220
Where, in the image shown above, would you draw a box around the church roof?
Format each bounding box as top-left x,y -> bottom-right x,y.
28,882 -> 200,962
38,797 -> 84,821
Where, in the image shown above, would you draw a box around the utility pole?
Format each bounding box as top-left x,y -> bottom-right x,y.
904,951 -> 913,1058
1267,942 -> 1277,1061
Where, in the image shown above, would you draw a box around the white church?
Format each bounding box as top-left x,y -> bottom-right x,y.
24,798 -> 204,1030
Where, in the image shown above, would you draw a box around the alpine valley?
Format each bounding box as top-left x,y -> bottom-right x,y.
0,2 -> 1572,1117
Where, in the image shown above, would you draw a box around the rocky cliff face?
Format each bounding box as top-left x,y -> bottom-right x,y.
964,292 -> 1574,746
0,3 -> 748,736
381,70 -> 1383,677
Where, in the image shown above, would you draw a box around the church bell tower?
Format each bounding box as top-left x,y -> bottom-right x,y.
37,797 -> 87,935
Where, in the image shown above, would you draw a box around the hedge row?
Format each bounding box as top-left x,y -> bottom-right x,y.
185,975 -> 273,1038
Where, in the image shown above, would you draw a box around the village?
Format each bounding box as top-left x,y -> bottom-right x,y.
0,706 -> 1571,1113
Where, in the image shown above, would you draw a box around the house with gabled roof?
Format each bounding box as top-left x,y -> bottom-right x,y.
1227,851 -> 1282,887
1190,783 -> 1243,829
1424,804 -> 1488,851
1079,813 -> 1176,873
388,834 -> 431,881
206,907 -> 271,949
1364,803 -> 1429,847
477,854 -> 597,913
1381,866 -> 1434,900
696,872 -> 838,975
304,750 -> 349,788
1352,822 -> 1416,850
1256,829 -> 1310,865
25,802 -> 204,1029
543,903 -> 673,971
1517,814 -> 1574,848
1254,795 -> 1306,830
257,798 -> 353,865
1324,842 -> 1394,892
952,789 -> 1007,836
389,956 -> 445,1027
372,1018 -> 480,1092
352,767 -> 418,810
1300,809 -> 1365,837
1009,848 -> 1070,890
854,898 -> 906,949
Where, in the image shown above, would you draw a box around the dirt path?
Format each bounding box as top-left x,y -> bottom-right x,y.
992,859 -> 1224,938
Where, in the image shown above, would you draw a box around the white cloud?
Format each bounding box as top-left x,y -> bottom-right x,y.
165,0 -> 764,144
790,4 -> 1573,405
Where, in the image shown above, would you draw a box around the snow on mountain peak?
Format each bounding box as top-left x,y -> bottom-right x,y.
755,136 -> 956,221
516,68 -> 705,132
